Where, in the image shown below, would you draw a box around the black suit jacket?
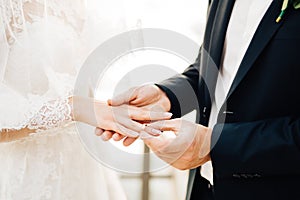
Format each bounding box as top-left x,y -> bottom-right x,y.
158,0 -> 300,199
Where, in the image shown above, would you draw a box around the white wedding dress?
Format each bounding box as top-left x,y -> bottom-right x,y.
0,0 -> 126,199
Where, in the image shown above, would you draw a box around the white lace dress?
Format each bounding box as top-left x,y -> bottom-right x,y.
0,0 -> 126,199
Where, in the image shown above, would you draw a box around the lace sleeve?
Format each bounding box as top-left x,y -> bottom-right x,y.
0,80 -> 73,134
26,98 -> 73,131
0,92 -> 73,134
0,0 -> 83,134
0,94 -> 73,143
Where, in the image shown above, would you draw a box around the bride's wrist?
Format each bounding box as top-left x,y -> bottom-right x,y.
69,95 -> 87,122
70,96 -> 107,126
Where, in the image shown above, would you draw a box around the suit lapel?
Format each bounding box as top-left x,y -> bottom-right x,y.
225,0 -> 284,101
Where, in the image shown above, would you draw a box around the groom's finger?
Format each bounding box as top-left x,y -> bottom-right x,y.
142,134 -> 167,152
119,119 -> 161,136
147,119 -> 179,132
109,88 -> 137,106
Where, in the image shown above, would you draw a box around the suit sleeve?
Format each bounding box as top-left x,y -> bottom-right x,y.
156,48 -> 202,118
210,116 -> 300,178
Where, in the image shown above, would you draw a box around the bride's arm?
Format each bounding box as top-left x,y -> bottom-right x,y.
0,97 -> 74,142
0,96 -> 171,143
71,96 -> 171,138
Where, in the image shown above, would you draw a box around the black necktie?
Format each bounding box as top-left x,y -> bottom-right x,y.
200,0 -> 236,124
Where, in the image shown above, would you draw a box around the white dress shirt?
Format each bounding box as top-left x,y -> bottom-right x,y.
201,0 -> 273,184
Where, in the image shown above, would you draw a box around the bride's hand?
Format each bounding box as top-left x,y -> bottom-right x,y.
71,96 -> 172,138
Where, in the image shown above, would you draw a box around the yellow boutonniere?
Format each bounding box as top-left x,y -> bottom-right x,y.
276,0 -> 300,23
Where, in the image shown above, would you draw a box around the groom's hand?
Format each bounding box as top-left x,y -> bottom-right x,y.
109,84 -> 171,111
95,84 -> 171,146
142,119 -> 211,170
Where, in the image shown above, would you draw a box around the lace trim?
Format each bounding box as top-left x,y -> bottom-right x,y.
0,122 -> 28,132
27,98 -> 72,131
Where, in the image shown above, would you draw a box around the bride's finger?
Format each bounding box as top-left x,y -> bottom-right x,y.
112,133 -> 125,141
120,119 -> 161,136
128,107 -> 172,121
115,124 -> 140,138
123,137 -> 138,146
143,125 -> 163,136
95,128 -> 104,136
101,130 -> 114,141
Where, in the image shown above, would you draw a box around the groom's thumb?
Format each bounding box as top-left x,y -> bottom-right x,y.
109,88 -> 136,106
108,95 -> 126,106
141,132 -> 164,152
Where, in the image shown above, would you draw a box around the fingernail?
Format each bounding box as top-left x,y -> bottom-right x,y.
131,132 -> 140,137
95,129 -> 102,136
112,134 -> 119,140
164,112 -> 173,117
151,128 -> 162,135
101,134 -> 109,141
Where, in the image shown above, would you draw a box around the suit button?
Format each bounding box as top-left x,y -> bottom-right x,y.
203,107 -> 207,118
